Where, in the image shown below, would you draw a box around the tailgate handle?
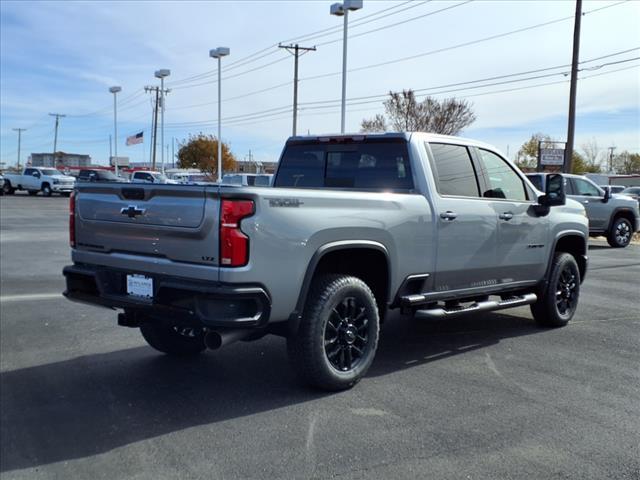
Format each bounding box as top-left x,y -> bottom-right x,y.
121,188 -> 145,200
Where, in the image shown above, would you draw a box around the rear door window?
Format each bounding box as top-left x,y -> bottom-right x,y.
428,143 -> 480,197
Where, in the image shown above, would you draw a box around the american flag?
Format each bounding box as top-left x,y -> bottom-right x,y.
126,131 -> 144,146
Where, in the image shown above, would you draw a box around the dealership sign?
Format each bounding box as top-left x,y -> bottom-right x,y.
540,148 -> 565,166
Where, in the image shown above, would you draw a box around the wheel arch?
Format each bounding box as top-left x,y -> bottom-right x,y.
548,231 -> 588,283
288,241 -> 390,335
607,208 -> 636,233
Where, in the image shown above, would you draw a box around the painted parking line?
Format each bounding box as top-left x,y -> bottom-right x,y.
0,293 -> 63,303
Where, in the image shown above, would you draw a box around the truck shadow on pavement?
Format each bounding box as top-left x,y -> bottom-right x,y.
0,311 -> 540,473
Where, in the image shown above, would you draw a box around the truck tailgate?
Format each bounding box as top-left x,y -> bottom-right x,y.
75,183 -> 220,266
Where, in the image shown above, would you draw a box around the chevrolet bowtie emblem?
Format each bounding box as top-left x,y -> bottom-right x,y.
121,205 -> 146,218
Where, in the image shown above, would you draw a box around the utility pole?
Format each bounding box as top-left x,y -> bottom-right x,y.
564,0 -> 582,173
109,134 -> 113,159
608,146 -> 616,173
279,43 -> 316,136
172,137 -> 175,168
145,86 -> 166,170
12,128 -> 26,169
49,113 -> 66,165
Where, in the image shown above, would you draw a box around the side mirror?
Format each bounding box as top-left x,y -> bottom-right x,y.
32,171 -> 40,178
602,186 -> 611,203
539,173 -> 566,207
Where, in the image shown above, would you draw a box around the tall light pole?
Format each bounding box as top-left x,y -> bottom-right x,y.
109,86 -> 122,176
209,47 -> 230,182
12,128 -> 26,169
330,0 -> 363,134
155,69 -> 170,173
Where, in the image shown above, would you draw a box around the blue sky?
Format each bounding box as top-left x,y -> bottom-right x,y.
1,0 -> 639,169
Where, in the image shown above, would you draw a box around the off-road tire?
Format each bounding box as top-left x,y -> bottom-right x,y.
531,252 -> 580,328
607,217 -> 632,248
287,274 -> 380,391
140,323 -> 206,356
2,181 -> 15,195
41,184 -> 52,197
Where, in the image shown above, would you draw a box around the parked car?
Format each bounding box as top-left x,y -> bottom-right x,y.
222,173 -> 273,187
526,173 -> 640,248
130,170 -> 178,184
0,173 -> 4,196
77,169 -> 125,183
171,172 -> 214,184
3,167 -> 75,196
620,186 -> 640,205
65,132 -> 589,391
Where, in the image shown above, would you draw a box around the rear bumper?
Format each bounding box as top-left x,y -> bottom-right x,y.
63,264 -> 271,328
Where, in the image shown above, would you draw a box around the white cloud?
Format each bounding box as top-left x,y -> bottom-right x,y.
1,0 -> 639,164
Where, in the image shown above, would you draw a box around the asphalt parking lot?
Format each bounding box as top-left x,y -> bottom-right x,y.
1,193 -> 639,480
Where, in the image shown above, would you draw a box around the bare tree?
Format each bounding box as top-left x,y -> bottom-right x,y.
360,114 -> 387,133
580,138 -> 602,170
360,90 -> 476,135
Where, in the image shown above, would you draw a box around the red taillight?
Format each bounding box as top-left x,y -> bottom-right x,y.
69,191 -> 76,248
220,199 -> 254,267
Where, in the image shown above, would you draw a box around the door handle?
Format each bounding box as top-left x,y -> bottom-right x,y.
439,211 -> 458,221
498,212 -> 514,221
583,200 -> 589,204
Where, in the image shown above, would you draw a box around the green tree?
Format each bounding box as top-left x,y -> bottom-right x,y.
177,133 -> 237,177
570,151 -> 601,174
360,90 -> 476,135
515,133 -> 555,170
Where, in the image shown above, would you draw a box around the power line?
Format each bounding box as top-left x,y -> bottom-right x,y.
163,59 -> 639,130
299,1 -> 632,84
167,0 -> 422,87
315,0 -> 473,48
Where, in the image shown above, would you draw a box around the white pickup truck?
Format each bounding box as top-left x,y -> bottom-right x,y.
3,167 -> 76,196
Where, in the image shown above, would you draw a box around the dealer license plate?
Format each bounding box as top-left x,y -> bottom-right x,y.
126,274 -> 153,298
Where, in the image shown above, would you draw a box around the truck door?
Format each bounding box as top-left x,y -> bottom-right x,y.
569,177 -> 608,232
23,168 -> 37,189
426,143 -> 498,292
474,148 -> 548,283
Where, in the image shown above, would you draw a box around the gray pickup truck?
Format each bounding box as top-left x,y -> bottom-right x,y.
64,133 -> 589,390
526,173 -> 640,248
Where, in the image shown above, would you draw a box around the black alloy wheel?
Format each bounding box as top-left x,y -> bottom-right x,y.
555,265 -> 578,317
531,252 -> 580,327
287,274 -> 380,391
324,296 -> 370,372
608,218 -> 632,248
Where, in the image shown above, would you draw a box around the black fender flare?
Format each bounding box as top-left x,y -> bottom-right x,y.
543,230 -> 588,287
287,240 -> 390,336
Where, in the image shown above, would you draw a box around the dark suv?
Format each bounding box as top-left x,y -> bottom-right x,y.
77,169 -> 120,183
527,173 -> 640,248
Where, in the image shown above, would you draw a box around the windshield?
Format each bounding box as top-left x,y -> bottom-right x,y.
39,169 -> 61,176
